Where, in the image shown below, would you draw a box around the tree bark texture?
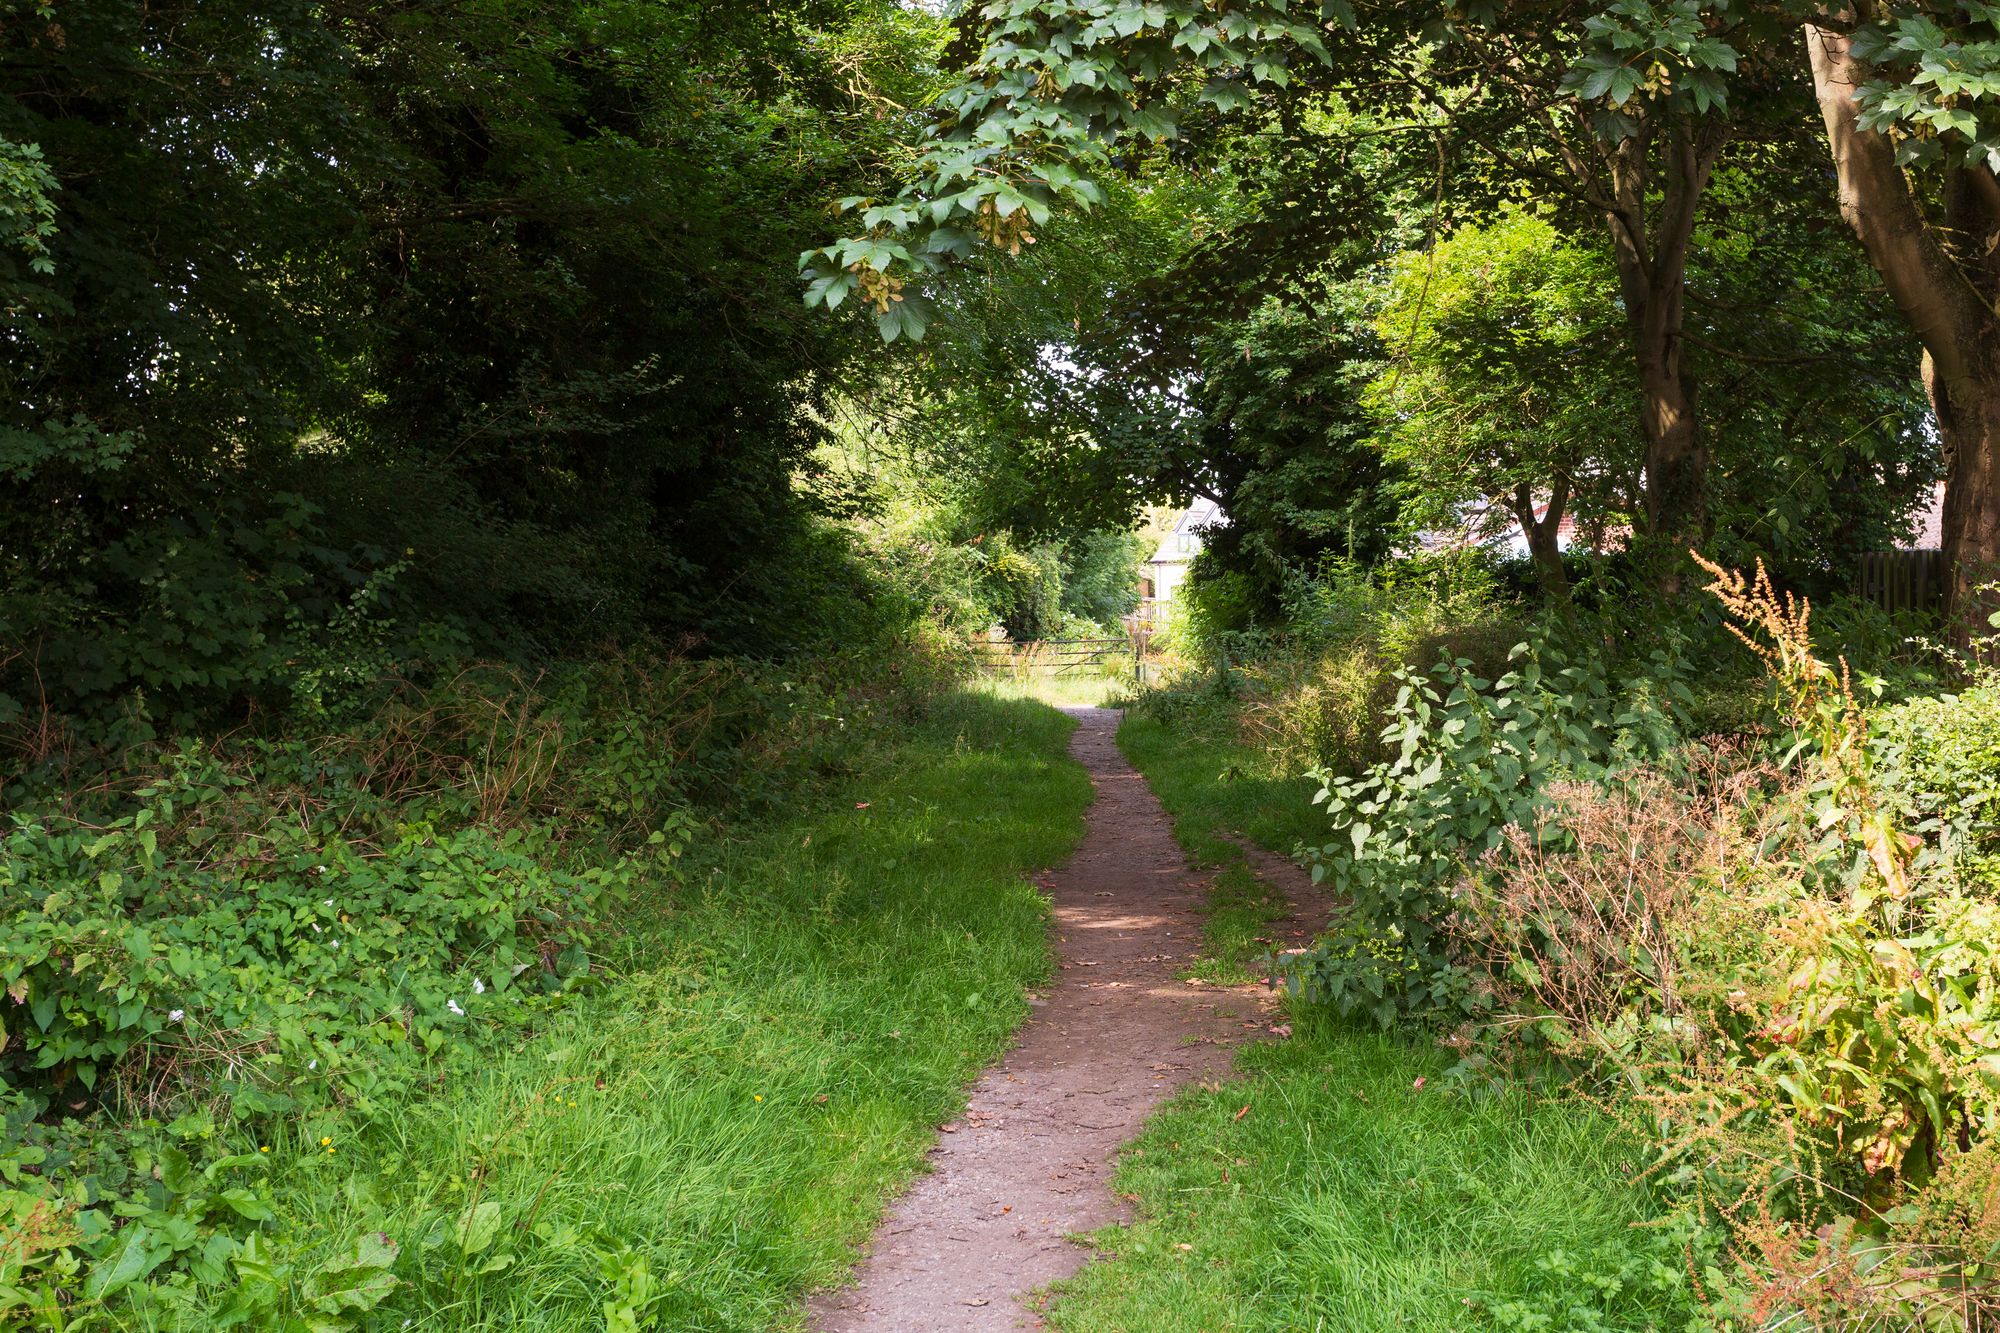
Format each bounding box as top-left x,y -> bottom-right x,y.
1600,122 -> 1723,551
1512,477 -> 1571,598
1809,26 -> 2000,645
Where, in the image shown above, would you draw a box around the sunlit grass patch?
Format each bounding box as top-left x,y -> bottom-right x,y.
1054,710 -> 1705,1332
973,669 -> 1137,710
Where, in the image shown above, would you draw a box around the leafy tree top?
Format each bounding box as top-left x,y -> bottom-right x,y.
799,0 -> 1342,340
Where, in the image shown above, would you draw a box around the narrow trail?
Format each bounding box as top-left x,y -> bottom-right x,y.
809,706 -> 1322,1333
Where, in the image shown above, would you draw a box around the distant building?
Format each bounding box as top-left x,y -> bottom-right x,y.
1140,498 -> 1222,615
1904,482 -> 1945,550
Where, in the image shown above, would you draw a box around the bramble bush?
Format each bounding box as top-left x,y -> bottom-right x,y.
0,638 -> 933,1326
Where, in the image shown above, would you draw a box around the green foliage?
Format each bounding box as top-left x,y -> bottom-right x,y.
0,136 -> 55,274
1168,287 -> 1405,611
1874,674 -> 2000,872
0,757 -> 614,1098
0,0 -> 955,731
1286,634 -> 1692,1025
1369,212 -> 1636,566
1042,1016 -> 1717,1332
982,533 -> 1070,639
1566,0 -> 1743,121
0,653 -> 1076,1328
1849,5 -> 2000,171
1479,1217 -> 1727,1333
802,0 -> 1342,334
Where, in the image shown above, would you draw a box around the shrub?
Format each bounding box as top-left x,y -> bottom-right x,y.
1459,756 -> 1774,1069
1874,673 -> 2000,877
1280,632 -> 1693,1026
1143,552 -> 1525,779
0,639 -> 926,1322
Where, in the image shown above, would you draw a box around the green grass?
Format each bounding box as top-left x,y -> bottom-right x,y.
1043,1017 -> 1700,1333
236,690 -> 1091,1331
976,669 -> 1137,710
1048,708 -> 1708,1333
1116,710 -> 1325,983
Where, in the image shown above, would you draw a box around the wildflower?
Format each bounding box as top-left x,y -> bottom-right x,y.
260,1146 -> 270,1153
448,999 -> 466,1017
308,1059 -> 318,1070
168,1008 -> 185,1023
753,1094 -> 763,1102
472,977 -> 486,995
321,1136 -> 332,1146
323,897 -> 334,906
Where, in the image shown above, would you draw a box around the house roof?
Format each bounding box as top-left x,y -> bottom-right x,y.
1148,498 -> 1223,565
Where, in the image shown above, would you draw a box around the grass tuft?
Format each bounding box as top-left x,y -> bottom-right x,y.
1116,710 -> 1324,983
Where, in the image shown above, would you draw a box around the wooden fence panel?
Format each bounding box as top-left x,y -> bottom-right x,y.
1858,550 -> 1946,615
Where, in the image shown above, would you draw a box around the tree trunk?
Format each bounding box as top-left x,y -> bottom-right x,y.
1512,479 -> 1571,598
1929,354 -> 2000,641
1809,27 -> 2000,646
1600,124 -> 1722,552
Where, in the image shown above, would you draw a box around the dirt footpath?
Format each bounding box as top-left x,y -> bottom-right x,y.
809,706 -> 1320,1332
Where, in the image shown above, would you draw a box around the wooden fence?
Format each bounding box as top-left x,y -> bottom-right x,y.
969,636 -> 1138,678
1858,549 -> 1947,615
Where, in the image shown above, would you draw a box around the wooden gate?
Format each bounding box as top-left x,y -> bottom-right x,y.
969,637 -> 1137,678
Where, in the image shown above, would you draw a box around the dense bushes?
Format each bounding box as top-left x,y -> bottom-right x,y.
1138,548 -> 2000,1323
0,0 -> 953,735
0,639 -> 952,1323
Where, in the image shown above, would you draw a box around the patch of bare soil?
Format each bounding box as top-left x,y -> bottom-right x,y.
808,706 -> 1324,1332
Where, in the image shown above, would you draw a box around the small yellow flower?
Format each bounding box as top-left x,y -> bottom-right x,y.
326,1147 -> 336,1155
753,1094 -> 764,1103
320,1136 -> 332,1146
260,1146 -> 270,1154
568,1099 -> 577,1108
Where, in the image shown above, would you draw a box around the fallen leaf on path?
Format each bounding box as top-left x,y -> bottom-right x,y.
964,1298 -> 989,1307
855,802 -> 870,809
1269,1024 -> 1292,1038
1412,1077 -> 1427,1091
1233,1104 -> 1251,1122
940,1122 -> 962,1133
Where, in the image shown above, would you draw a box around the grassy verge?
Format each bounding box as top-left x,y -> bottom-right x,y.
195,690 -> 1088,1331
1047,710 -> 1707,1333
1115,711 -> 1323,983
975,669 -> 1136,710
